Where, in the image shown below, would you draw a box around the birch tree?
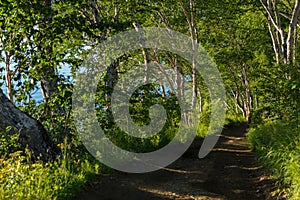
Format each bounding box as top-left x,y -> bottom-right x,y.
260,0 -> 300,64
179,0 -> 199,113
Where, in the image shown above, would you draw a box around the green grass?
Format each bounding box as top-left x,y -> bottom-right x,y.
247,120 -> 300,199
224,113 -> 247,126
0,135 -> 101,200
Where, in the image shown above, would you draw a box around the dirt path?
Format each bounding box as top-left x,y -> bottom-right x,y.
75,124 -> 276,200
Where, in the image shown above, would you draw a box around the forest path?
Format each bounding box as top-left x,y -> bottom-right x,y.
75,124 -> 276,200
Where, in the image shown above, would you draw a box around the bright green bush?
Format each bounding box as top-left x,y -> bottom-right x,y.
247,120 -> 300,199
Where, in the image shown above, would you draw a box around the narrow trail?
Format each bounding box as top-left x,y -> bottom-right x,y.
75,124 -> 276,200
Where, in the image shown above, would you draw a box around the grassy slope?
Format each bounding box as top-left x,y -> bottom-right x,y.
247,120 -> 300,199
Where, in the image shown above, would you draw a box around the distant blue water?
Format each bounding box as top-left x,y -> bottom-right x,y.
1,66 -> 71,102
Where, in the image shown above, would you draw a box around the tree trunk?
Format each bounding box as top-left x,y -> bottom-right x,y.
179,0 -> 199,125
181,0 -> 198,111
40,0 -> 57,102
105,61 -> 118,124
133,22 -> 151,83
287,0 -> 300,63
0,89 -> 58,160
241,64 -> 252,125
90,0 -> 100,25
5,52 -> 13,102
261,0 -> 300,64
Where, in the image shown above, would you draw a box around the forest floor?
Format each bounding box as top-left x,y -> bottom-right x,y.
75,124 -> 279,200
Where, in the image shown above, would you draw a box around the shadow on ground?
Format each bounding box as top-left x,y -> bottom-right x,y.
74,124 -> 277,200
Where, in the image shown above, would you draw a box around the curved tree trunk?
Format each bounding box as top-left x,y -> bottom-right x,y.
0,89 -> 58,161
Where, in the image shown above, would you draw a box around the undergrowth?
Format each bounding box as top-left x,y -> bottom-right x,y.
247,120 -> 300,199
0,133 -> 101,200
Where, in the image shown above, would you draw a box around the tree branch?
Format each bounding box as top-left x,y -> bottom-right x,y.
260,0 -> 282,33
